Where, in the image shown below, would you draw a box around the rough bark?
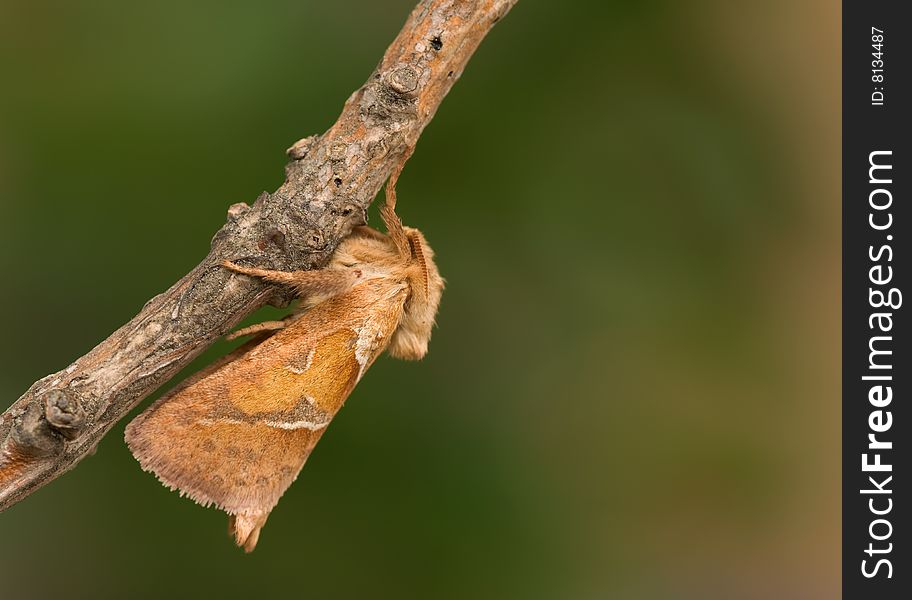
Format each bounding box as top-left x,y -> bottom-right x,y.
0,0 -> 517,511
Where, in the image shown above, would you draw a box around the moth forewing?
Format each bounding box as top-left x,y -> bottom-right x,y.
125,219 -> 443,552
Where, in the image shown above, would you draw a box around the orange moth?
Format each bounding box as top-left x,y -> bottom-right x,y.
125,167 -> 444,551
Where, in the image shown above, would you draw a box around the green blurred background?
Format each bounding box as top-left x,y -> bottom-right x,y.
0,1 -> 839,598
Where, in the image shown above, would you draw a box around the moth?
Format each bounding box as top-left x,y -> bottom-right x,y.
125,169 -> 444,551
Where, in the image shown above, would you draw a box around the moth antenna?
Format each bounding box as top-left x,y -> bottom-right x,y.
380,148 -> 413,258
408,233 -> 430,298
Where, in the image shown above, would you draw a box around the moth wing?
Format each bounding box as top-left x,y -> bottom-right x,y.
125,322 -> 363,551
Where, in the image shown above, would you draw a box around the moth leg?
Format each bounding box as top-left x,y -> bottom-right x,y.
225,320 -> 289,341
222,261 -> 360,297
379,147 -> 413,258
229,513 -> 269,553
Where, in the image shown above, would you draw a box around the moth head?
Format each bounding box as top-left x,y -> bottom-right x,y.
388,227 -> 444,360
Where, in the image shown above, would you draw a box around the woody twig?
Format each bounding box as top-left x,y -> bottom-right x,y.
0,0 -> 517,512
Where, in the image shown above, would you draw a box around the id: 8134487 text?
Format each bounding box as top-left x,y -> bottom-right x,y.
871,27 -> 885,106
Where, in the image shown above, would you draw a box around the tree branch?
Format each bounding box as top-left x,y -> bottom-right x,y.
0,0 -> 517,512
